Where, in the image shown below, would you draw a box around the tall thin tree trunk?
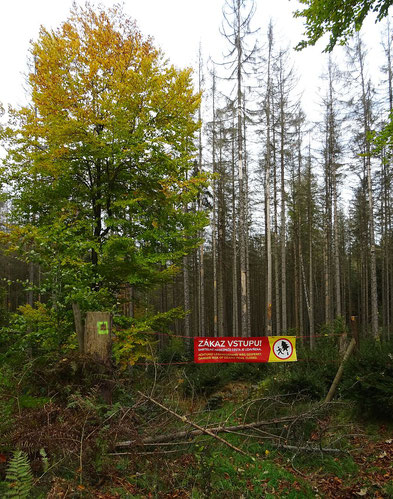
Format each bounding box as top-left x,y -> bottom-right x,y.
217,129 -> 226,337
28,262 -> 34,307
274,151 -> 280,336
243,101 -> 251,336
280,101 -> 287,333
197,48 -> 205,337
265,23 -> 273,336
333,171 -> 341,317
231,123 -> 239,337
211,72 -> 218,337
356,36 -> 379,337
307,150 -> 315,349
236,24 -> 248,337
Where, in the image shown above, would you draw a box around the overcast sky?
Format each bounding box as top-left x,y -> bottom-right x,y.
0,0 -> 387,120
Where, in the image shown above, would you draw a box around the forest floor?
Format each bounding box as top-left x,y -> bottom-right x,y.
2,357 -> 393,498
97,423 -> 393,499
92,400 -> 393,499
288,429 -> 393,498
62,390 -> 393,499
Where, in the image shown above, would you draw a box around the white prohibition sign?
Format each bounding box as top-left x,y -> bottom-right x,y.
272,338 -> 293,360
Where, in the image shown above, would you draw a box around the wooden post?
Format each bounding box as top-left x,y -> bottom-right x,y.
325,338 -> 356,403
84,311 -> 112,363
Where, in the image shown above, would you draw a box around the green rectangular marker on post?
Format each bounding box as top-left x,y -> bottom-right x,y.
97,321 -> 109,335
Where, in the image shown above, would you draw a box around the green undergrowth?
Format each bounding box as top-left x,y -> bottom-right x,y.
105,439 -> 315,498
1,334 -> 393,496
292,452 -> 358,477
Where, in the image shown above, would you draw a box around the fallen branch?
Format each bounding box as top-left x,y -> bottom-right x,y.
134,391 -> 253,459
117,413 -> 308,448
110,449 -> 183,456
273,443 -> 349,454
325,338 -> 356,403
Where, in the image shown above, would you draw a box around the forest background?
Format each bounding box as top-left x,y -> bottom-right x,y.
0,0 -> 391,347
1,0 -> 393,497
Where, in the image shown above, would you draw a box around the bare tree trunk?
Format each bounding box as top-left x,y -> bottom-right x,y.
199,245 -> 205,336
266,168 -> 272,337
217,128 -> 226,337
220,0 -> 256,337
307,151 -> 315,348
183,255 -> 191,342
357,37 -> 378,338
309,229 -> 315,349
272,145 -> 281,334
197,48 -> 205,337
382,22 -> 393,339
265,23 -> 273,336
211,71 -> 218,338
231,124 -> 239,337
243,103 -> 251,336
367,159 -> 379,338
72,302 -> 84,353
324,157 -> 332,325
192,245 -> 199,336
129,286 -> 134,319
212,230 -> 218,337
280,105 -> 287,333
237,37 -> 248,337
324,246 -> 329,324
325,59 -> 342,320
333,171 -> 341,317
294,238 -> 300,334
325,338 -> 357,403
28,262 -> 34,307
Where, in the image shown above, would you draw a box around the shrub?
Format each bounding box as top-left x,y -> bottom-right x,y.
182,364 -> 225,397
182,362 -> 268,397
264,338 -> 340,401
271,365 -> 335,400
157,337 -> 188,363
0,302 -> 71,359
342,339 -> 393,418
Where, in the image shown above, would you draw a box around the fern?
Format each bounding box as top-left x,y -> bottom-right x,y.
5,450 -> 33,498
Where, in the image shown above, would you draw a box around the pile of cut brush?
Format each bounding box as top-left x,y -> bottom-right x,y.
113,390 -> 349,461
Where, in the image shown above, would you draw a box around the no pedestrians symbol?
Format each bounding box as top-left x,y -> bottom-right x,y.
272,338 -> 294,360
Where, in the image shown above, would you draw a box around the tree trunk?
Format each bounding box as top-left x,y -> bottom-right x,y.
211,70 -> 218,337
197,48 -> 205,338
237,42 -> 248,337
279,78 -> 287,333
231,124 -> 239,337
72,302 -> 84,354
183,254 -> 191,342
265,23 -> 273,336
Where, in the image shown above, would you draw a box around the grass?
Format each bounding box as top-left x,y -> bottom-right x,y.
291,453 -> 358,477
105,439 -> 315,498
382,480 -> 393,498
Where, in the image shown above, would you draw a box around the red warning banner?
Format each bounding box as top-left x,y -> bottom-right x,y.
194,337 -> 297,364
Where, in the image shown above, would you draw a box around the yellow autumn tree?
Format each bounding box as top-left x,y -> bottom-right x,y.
2,3 -> 208,357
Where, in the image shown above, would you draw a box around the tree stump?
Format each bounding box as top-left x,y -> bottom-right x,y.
84,311 -> 112,363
